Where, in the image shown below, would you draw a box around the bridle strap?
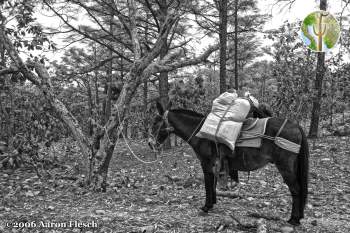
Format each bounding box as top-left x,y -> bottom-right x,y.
161,110 -> 204,143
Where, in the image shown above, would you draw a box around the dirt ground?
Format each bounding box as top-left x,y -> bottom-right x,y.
0,136 -> 349,233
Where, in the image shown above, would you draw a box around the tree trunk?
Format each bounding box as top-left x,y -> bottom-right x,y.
158,0 -> 171,148
159,41 -> 169,109
93,44 -> 100,116
309,0 -> 327,138
89,70 -> 142,191
232,0 -> 239,90
87,77 -> 94,136
0,38 -> 9,141
143,80 -> 148,138
329,74 -> 335,126
143,13 -> 149,139
159,42 -> 171,148
6,76 -> 15,152
219,0 -> 228,93
103,13 -> 114,124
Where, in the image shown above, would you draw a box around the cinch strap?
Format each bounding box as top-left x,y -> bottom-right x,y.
275,119 -> 288,138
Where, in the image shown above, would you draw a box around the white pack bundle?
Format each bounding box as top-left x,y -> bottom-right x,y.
196,92 -> 251,150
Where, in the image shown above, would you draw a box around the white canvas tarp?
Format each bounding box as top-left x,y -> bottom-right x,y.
196,92 -> 252,150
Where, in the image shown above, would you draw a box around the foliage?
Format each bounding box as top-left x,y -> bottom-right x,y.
262,23 -> 317,122
0,81 -> 68,169
170,71 -> 213,114
1,0 -> 54,52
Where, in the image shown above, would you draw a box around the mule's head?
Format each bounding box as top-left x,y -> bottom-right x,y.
251,103 -> 273,118
148,101 -> 173,151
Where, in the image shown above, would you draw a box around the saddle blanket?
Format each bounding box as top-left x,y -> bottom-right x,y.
236,118 -> 269,148
235,118 -> 301,153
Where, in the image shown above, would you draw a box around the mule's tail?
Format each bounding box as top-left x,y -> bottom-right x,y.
297,126 -> 309,218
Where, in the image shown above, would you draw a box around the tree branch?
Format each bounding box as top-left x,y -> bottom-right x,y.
0,67 -> 18,76
128,0 -> 141,60
43,0 -> 133,63
69,0 -> 134,53
147,43 -> 219,74
144,0 -> 160,31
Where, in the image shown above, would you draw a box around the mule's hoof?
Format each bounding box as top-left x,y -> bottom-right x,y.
200,205 -> 212,213
228,181 -> 239,190
198,210 -> 208,216
287,218 -> 300,226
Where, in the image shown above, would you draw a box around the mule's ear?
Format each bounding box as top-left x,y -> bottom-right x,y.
156,101 -> 164,115
166,101 -> 172,110
259,103 -> 273,117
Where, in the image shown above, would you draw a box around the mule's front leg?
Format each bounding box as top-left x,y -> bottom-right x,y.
201,168 -> 216,213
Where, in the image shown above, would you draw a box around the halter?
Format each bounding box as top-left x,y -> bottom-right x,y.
151,110 -> 174,147
153,110 -> 205,146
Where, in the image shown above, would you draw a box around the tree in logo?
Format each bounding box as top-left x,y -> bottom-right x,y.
301,11 -> 340,52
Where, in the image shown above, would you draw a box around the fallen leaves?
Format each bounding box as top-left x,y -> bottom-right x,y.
94,209 -> 106,215
280,225 -> 294,233
0,136 -> 349,232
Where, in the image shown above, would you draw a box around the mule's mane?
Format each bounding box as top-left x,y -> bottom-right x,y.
171,109 -> 205,118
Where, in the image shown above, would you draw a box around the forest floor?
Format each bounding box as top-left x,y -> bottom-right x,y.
0,135 -> 349,233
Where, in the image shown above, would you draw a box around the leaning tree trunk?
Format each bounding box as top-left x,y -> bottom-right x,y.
309,0 -> 327,138
0,27 -> 92,161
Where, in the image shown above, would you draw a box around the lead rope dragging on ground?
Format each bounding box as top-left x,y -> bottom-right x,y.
116,108 -> 159,164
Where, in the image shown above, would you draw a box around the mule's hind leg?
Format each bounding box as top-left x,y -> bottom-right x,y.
229,169 -> 239,183
227,157 -> 239,189
275,161 -> 302,225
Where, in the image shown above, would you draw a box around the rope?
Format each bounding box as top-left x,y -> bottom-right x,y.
275,119 -> 288,137
116,107 -> 159,164
238,119 -> 299,153
238,120 -> 281,141
214,99 -> 236,142
186,116 -> 206,144
238,131 -> 275,141
119,129 -> 159,164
